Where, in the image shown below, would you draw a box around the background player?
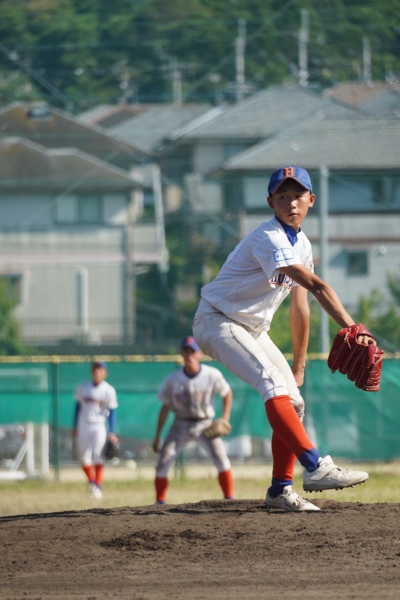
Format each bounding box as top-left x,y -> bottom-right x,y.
152,336 -> 234,504
193,166 -> 371,512
73,360 -> 118,499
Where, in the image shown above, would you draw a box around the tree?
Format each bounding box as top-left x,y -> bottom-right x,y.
0,280 -> 29,355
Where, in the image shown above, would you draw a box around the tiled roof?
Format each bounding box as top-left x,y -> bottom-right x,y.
0,137 -> 143,191
110,104 -> 211,151
0,103 -> 149,169
221,116 -> 400,171
323,82 -> 400,105
172,86 -> 357,141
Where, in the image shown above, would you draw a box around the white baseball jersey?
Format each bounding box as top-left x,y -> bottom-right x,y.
201,216 -> 313,333
74,380 -> 118,425
157,365 -> 230,420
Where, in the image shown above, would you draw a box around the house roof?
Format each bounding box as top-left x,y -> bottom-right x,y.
323,82 -> 400,117
219,116 -> 400,172
168,86 -> 358,143
110,104 -> 211,152
0,137 -> 144,191
0,103 -> 149,170
79,103 -> 152,128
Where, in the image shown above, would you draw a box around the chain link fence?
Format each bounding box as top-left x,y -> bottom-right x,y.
0,356 -> 399,479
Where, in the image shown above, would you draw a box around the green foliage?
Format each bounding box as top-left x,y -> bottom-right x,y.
354,274 -> 400,350
0,281 -> 29,355
0,0 -> 399,107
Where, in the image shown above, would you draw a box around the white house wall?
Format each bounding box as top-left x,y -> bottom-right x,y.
192,143 -> 225,174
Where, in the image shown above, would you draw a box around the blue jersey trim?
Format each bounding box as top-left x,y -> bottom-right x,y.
74,402 -> 81,428
276,216 -> 300,247
108,409 -> 116,433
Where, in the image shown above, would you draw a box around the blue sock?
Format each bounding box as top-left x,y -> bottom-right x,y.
299,448 -> 321,472
270,478 -> 293,498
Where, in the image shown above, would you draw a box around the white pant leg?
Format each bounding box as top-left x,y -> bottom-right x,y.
254,331 -> 305,419
196,435 -> 231,472
77,423 -> 107,466
156,418 -> 193,478
193,309 -> 289,403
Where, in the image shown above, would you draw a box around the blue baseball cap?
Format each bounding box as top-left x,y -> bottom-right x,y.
92,360 -> 107,370
268,166 -> 312,194
181,336 -> 201,352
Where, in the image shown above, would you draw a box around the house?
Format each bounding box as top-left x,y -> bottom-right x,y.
0,103 -> 149,171
0,137 -> 168,347
156,86 -> 358,218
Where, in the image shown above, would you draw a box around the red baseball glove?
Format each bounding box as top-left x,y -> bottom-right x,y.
327,323 -> 384,392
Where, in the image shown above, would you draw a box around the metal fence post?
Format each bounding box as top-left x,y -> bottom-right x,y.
52,360 -> 61,482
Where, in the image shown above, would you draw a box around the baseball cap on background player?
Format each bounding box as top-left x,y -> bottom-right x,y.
268,166 -> 313,194
92,360 -> 107,370
180,336 -> 201,352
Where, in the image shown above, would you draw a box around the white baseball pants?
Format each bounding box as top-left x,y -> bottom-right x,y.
193,299 -> 304,417
156,417 -> 231,478
77,422 -> 107,466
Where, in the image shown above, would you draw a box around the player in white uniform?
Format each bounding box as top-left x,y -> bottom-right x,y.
193,166 -> 371,512
73,361 -> 118,499
152,336 -> 234,504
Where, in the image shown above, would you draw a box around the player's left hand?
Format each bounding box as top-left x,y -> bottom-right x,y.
108,432 -> 119,445
291,366 -> 305,388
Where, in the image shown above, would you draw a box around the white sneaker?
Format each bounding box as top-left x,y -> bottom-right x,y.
90,484 -> 103,499
265,485 -> 320,512
303,455 -> 369,492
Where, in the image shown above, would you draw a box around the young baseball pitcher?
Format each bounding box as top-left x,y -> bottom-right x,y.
193,166 -> 372,512
73,360 -> 119,499
152,336 -> 234,504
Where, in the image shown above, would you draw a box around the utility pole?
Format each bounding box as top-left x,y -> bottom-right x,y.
319,165 -> 330,354
298,9 -> 309,87
172,57 -> 182,105
235,19 -> 246,102
363,37 -> 372,86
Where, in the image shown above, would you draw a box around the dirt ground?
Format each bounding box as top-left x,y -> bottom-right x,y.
1,498 -> 400,600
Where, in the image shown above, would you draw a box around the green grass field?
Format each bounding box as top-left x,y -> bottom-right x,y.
0,464 -> 399,517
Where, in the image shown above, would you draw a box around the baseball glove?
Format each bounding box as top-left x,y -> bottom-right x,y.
202,418 -> 232,439
104,438 -> 120,460
327,323 -> 384,392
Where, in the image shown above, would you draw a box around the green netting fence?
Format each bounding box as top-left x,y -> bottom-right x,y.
0,356 -> 399,472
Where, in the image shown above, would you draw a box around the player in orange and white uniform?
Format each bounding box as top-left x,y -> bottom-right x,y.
73,361 -> 118,499
152,337 -> 234,504
193,166 -> 370,512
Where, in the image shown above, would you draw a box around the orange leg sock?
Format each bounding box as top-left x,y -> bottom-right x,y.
95,464 -> 104,487
271,432 -> 297,482
265,395 -> 314,457
82,464 -> 95,483
218,469 -> 234,499
155,477 -> 168,503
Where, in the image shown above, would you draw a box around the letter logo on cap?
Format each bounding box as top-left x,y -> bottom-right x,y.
284,167 -> 294,178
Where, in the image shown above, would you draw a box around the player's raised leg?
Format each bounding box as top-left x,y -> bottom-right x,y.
194,309 -> 368,499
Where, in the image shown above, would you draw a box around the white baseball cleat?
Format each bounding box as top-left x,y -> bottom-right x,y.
303,455 -> 369,492
265,485 -> 320,512
89,483 -> 103,499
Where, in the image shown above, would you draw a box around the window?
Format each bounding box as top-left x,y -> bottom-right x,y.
0,274 -> 22,304
55,194 -> 102,224
55,195 -> 78,223
79,194 -> 102,223
347,251 -> 368,276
